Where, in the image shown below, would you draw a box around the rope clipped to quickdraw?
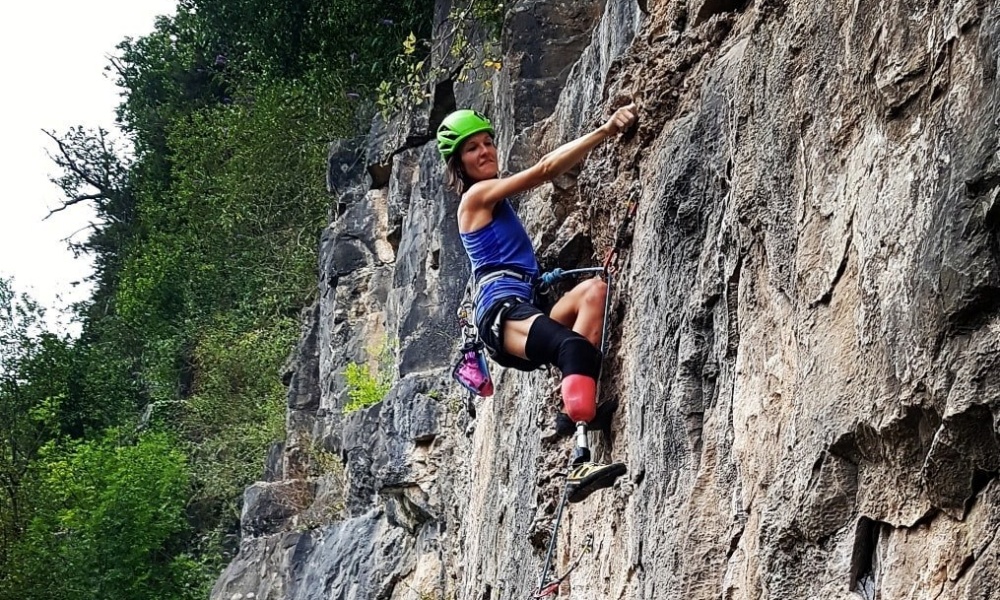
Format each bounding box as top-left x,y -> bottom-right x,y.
532,532 -> 595,598
536,267 -> 613,355
601,185 -> 641,274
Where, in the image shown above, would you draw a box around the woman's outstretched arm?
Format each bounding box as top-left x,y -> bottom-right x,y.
463,103 -> 637,209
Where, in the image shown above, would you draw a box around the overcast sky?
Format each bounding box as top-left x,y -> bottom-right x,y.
0,1 -> 177,328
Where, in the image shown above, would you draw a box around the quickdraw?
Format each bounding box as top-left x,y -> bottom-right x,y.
457,300 -> 478,346
601,187 -> 641,274
537,267 -> 612,355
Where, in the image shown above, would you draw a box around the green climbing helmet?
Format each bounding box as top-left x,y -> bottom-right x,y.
436,109 -> 494,160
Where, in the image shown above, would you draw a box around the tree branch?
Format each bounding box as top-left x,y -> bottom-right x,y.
43,194 -> 105,220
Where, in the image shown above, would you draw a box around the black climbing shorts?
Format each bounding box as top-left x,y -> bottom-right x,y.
476,296 -> 546,371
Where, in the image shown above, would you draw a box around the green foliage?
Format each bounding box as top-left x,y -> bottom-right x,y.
0,280 -> 64,569
68,316 -> 148,434
343,363 -> 390,413
178,0 -> 435,87
43,126 -> 136,299
295,436 -> 346,528
176,316 -> 288,524
25,0 -> 437,593
0,278 -> 42,374
0,430 -> 198,600
377,0 -> 506,118
302,437 -> 346,479
160,73 -> 348,311
343,338 -> 396,413
112,8 -> 231,157
114,0 -> 435,152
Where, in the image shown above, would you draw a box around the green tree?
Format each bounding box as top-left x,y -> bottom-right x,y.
180,0 -> 435,87
43,126 -> 135,298
0,431 -> 198,600
23,0 -> 445,591
0,279 -> 57,565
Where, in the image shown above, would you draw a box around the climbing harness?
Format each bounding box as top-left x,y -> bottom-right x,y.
454,268 -> 546,378
532,533 -> 594,598
476,268 -> 533,289
451,300 -> 494,399
450,267 -> 533,399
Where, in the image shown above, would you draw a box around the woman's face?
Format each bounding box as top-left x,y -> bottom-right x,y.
459,132 -> 498,182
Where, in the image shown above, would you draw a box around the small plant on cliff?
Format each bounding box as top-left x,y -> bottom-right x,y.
303,436 -> 346,480
376,0 -> 506,118
342,363 -> 391,413
342,337 -> 396,413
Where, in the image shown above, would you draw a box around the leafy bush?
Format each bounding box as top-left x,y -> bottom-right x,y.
343,338 -> 395,413
343,363 -> 392,413
177,315 -> 289,525
0,430 -> 199,600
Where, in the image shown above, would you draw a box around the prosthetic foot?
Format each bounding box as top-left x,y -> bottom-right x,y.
565,422 -> 627,503
566,461 -> 628,503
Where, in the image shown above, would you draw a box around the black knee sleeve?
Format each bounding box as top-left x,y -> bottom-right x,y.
524,316 -> 602,379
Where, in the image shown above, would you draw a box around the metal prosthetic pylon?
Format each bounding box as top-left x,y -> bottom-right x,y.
572,421 -> 591,465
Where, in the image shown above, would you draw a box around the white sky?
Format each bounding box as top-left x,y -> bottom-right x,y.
0,1 -> 177,329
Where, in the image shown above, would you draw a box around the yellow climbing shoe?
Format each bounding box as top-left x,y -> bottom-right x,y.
566,461 -> 627,503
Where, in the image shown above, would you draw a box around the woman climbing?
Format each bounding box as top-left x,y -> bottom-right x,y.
438,104 -> 636,502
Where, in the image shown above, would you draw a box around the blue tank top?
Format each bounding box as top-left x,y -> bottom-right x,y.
460,199 -> 540,321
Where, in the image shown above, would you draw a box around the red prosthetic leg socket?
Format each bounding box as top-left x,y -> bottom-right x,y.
562,374 -> 597,423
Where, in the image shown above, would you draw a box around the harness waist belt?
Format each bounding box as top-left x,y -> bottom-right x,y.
474,270 -> 536,326
476,269 -> 534,288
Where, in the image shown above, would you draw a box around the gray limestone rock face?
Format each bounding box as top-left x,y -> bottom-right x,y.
376,141 -> 472,378
215,1 -> 1000,599
286,302 -> 321,413
212,511 -> 418,600
241,480 -> 317,538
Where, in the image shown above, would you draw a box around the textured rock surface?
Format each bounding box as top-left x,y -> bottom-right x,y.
214,0 -> 1000,599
